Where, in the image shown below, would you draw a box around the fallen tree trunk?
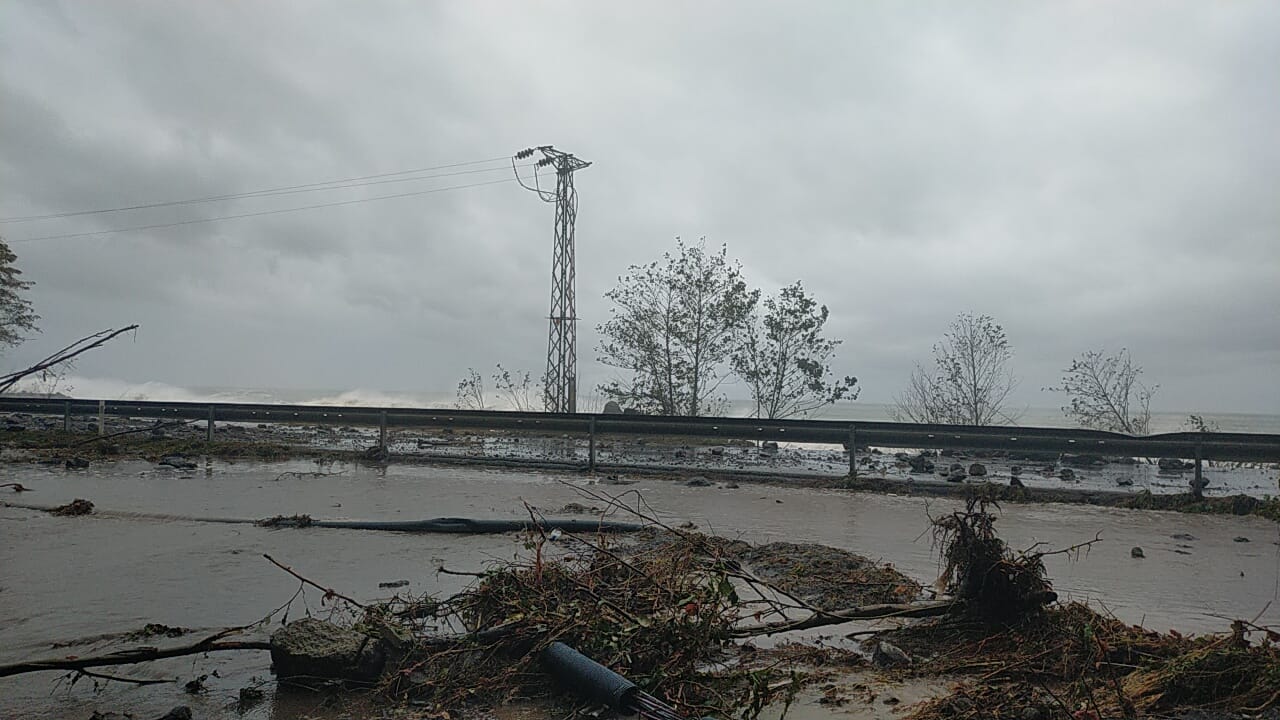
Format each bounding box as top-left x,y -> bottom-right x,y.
0,634 -> 270,678
731,599 -> 958,637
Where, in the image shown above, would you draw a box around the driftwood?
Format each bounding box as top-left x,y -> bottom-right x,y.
731,599 -> 958,637
0,630 -> 270,678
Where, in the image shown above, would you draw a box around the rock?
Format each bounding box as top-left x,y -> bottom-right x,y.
1059,468 -> 1076,482
65,457 -> 90,470
159,455 -> 198,470
5,422 -> 26,432
1158,457 -> 1189,472
270,617 -> 385,683
602,475 -> 635,485
1171,533 -> 1198,541
1020,707 -> 1044,720
1131,547 -> 1145,558
362,445 -> 389,462
709,446 -> 725,457
968,463 -> 987,477
1116,478 -> 1134,487
602,401 -> 623,414
908,455 -> 935,474
1062,454 -> 1107,468
685,476 -> 712,487
761,441 -> 779,453
674,449 -> 688,459
150,427 -> 167,439
153,708 -> 193,720
378,580 -> 410,588
1010,465 -> 1022,476
947,463 -> 966,482
724,482 -> 740,489
872,641 -> 911,668
52,498 -> 94,516
622,407 -> 642,415
1010,477 -> 1025,488
1233,536 -> 1250,543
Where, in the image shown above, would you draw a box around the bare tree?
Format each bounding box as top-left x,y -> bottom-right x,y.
454,368 -> 486,410
492,364 -> 541,412
1047,348 -> 1155,435
892,313 -> 1018,426
0,238 -> 39,352
597,238 -> 758,416
0,325 -> 139,394
731,281 -> 858,419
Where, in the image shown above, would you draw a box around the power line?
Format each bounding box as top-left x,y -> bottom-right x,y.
12,177 -> 517,244
0,155 -> 513,224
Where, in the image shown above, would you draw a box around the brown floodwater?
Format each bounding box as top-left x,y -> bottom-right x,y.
2,458 -> 1277,719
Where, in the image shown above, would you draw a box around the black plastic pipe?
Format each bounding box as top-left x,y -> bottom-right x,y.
541,641 -> 638,713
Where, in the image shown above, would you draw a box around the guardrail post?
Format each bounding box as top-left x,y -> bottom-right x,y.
588,416 -> 597,472
63,401 -> 71,432
98,400 -> 105,436
1193,437 -> 1204,497
848,424 -> 857,480
379,411 -> 388,449
207,405 -> 215,442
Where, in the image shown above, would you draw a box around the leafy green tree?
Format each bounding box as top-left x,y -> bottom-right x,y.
597,238 -> 758,416
0,238 -> 39,352
893,313 -> 1018,425
1048,349 -> 1155,435
732,281 -> 858,419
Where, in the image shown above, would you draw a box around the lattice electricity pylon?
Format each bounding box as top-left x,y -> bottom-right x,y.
513,146 -> 591,413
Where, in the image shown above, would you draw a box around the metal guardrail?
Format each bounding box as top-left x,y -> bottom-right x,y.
2,397 -> 1278,470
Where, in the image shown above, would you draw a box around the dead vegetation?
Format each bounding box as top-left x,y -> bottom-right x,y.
889,496 -> 1280,719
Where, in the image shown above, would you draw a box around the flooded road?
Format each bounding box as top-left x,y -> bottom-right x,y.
2,458 -> 1277,719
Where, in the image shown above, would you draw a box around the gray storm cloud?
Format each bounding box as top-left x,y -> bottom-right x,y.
1,1 -> 1277,413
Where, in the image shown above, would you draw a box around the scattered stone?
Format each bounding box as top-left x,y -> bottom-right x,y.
1158,457 -> 1190,472
1131,547 -> 1145,558
1171,533 -> 1198,541
883,696 -> 900,706
709,446 -> 725,457
947,463 -> 966,482
724,482 -> 740,489
270,617 -> 386,683
237,685 -> 265,711
1010,477 -> 1025,488
362,445 -> 390,463
65,457 -> 90,470
674,450 -> 687,459
602,401 -> 623,414
1059,468 -> 1076,482
622,407 -> 642,415
5,422 -> 26,432
1173,549 -> 1192,556
685,476 -> 713,487
761,441 -> 779,453
1234,536 -> 1250,543
872,641 -> 911,668
149,426 -> 167,439
183,675 -> 208,693
968,462 -> 987,477
52,498 -> 94,516
602,475 -> 636,485
1116,478 -> 1134,487
1010,465 -> 1022,476
908,455 -> 935,474
159,455 -> 197,470
1062,454 -> 1107,467
379,580 -> 410,588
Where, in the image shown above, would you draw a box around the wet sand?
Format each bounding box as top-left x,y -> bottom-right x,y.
2,458 -> 1277,719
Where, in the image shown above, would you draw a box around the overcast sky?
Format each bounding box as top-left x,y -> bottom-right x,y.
1,1 -> 1277,414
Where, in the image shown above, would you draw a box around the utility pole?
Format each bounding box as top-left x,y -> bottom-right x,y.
513,146 -> 591,413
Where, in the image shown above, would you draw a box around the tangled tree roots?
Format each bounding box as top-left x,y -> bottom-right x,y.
933,495 -> 1057,621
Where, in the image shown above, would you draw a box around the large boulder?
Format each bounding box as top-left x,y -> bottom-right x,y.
968,463 -> 987,477
270,618 -> 385,684
908,455 -> 935,474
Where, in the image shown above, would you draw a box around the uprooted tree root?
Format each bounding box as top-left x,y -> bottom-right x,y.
891,495 -> 1280,719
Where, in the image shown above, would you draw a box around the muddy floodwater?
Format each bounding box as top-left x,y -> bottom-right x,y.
2,459 -> 1278,719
